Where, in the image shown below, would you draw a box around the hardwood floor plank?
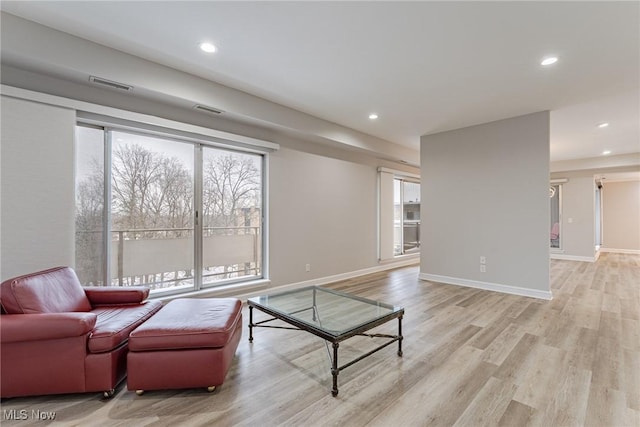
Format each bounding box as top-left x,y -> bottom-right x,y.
479,323 -> 526,366
562,326 -> 599,371
512,344 -> 566,409
585,385 -> 628,427
367,346 -> 495,427
623,348 -> 640,411
452,376 -> 518,426
497,400 -> 537,427
492,333 -> 543,385
530,365 -> 592,427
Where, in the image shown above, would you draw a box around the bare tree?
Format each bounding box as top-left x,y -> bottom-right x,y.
75,143 -> 261,286
111,144 -> 163,231
75,158 -> 105,285
203,154 -> 261,228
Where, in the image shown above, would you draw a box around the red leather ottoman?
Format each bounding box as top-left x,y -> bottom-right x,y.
127,298 -> 242,394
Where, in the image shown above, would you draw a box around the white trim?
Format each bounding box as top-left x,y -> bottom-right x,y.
239,258 -> 420,301
377,166 -> 420,180
550,178 -> 569,184
599,248 -> 640,254
595,250 -> 601,261
550,253 -> 597,262
1,85 -> 279,152
418,273 -> 553,300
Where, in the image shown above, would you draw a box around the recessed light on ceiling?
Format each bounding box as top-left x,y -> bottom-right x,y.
369,113 -> 378,120
541,56 -> 558,66
602,150 -> 612,155
199,42 -> 217,53
598,122 -> 610,128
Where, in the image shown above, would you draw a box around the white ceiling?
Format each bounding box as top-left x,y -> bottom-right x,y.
1,1 -> 639,162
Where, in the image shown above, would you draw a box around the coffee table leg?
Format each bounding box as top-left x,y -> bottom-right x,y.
331,342 -> 339,396
249,305 -> 254,343
398,315 -> 403,357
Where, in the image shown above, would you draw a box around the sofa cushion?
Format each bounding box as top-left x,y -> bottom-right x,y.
0,267 -> 92,314
84,286 -> 150,306
88,300 -> 163,353
129,298 -> 242,352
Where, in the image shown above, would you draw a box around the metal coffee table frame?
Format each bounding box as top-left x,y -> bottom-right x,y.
248,286 -> 404,396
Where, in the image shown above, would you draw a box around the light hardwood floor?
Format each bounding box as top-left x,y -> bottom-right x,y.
2,253 -> 638,426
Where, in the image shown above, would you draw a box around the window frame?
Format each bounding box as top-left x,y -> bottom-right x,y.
377,167 -> 421,261
550,181 -> 564,252
394,177 -> 421,256
75,120 -> 268,296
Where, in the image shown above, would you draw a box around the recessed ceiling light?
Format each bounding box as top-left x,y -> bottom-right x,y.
602,150 -> 612,155
199,42 -> 217,53
541,56 -> 558,66
369,113 -> 378,120
598,122 -> 609,128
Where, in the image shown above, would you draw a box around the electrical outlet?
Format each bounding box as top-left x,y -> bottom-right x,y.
480,256 -> 486,265
480,265 -> 486,273
305,264 -> 311,272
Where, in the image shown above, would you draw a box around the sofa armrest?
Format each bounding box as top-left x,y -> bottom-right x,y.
0,312 -> 97,343
84,286 -> 150,306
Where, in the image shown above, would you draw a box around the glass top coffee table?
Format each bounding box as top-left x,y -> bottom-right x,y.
248,286 -> 404,396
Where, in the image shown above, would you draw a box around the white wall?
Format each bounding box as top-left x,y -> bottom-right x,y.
1,96 -> 76,279
420,112 -> 551,299
602,180 -> 640,251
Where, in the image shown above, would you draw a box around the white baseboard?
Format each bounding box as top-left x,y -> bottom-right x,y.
236,257 -> 420,300
550,253 -> 596,262
418,273 -> 553,300
599,248 -> 640,255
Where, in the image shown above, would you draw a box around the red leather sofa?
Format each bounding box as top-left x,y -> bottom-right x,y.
0,267 -> 162,398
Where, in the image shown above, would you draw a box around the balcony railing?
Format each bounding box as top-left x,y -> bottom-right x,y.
76,226 -> 260,291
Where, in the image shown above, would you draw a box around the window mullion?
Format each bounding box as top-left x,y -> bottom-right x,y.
194,144 -> 203,290
104,129 -> 113,286
400,180 -> 405,255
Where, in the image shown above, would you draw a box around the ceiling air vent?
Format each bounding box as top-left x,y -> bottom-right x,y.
194,104 -> 224,115
89,76 -> 133,91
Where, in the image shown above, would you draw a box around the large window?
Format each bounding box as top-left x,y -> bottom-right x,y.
550,183 -> 562,249
378,168 -> 420,260
394,179 -> 421,255
75,125 -> 264,295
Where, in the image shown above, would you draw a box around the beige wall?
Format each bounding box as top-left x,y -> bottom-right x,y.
269,147 -> 378,286
556,175 -> 596,260
602,180 -> 640,251
550,167 -> 640,259
420,112 -> 551,298
1,97 -> 76,279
